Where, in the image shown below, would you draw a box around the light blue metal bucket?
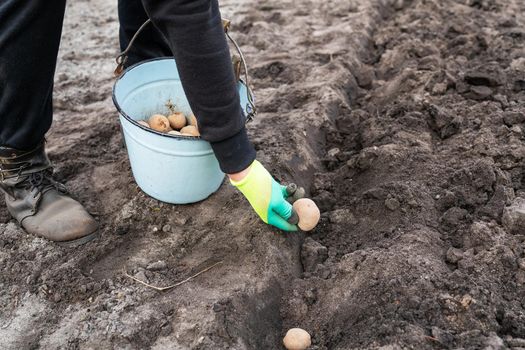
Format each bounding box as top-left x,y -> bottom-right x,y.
112,57 -> 254,204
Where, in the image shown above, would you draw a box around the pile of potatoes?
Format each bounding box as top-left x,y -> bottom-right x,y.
137,112 -> 200,137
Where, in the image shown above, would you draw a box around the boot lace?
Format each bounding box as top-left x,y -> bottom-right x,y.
26,169 -> 68,198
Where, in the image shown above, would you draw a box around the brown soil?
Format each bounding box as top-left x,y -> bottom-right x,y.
1,0 -> 525,349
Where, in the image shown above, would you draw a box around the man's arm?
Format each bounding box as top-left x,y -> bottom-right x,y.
142,0 -> 297,231
141,0 -> 255,174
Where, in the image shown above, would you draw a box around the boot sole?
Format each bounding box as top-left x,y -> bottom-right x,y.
56,230 -> 98,248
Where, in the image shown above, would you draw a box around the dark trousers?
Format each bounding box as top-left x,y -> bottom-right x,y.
0,0 -> 255,173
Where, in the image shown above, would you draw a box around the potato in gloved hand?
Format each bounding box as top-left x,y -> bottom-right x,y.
231,160 -> 297,231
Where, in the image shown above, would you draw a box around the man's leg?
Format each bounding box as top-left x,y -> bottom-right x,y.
0,1 -> 98,246
0,0 -> 65,150
118,0 -> 172,67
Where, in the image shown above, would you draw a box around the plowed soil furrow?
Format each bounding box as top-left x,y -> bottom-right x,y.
280,0 -> 525,349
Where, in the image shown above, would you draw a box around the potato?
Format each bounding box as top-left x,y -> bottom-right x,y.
168,112 -> 187,130
148,114 -> 171,133
292,198 -> 320,231
168,130 -> 182,136
180,125 -> 200,137
189,114 -> 198,127
137,120 -> 150,128
283,328 -> 311,350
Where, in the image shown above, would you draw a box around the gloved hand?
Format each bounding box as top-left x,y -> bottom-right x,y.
230,160 -> 298,231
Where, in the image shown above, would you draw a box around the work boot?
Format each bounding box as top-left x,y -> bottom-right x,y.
0,142 -> 98,246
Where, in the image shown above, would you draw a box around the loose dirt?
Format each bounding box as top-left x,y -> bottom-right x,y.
1,0 -> 525,349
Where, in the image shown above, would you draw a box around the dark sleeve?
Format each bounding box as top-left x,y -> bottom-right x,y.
141,0 -> 256,174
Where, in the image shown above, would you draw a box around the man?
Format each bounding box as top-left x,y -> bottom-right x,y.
0,0 -> 297,246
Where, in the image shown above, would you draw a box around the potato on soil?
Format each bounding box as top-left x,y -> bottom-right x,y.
180,125 -> 200,137
293,198 -> 320,231
283,328 -> 311,350
137,120 -> 150,128
148,114 -> 171,132
168,112 -> 187,130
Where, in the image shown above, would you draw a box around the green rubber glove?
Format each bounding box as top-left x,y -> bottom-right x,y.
231,160 -> 298,231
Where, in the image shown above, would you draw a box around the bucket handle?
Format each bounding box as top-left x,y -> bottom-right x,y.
114,18 -> 257,122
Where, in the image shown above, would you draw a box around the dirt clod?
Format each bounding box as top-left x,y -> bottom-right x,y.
503,198 -> 525,235
301,238 -> 328,273
446,247 -> 464,264
146,261 -> 168,271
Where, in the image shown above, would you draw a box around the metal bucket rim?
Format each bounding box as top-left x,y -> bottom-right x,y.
112,56 -> 250,141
